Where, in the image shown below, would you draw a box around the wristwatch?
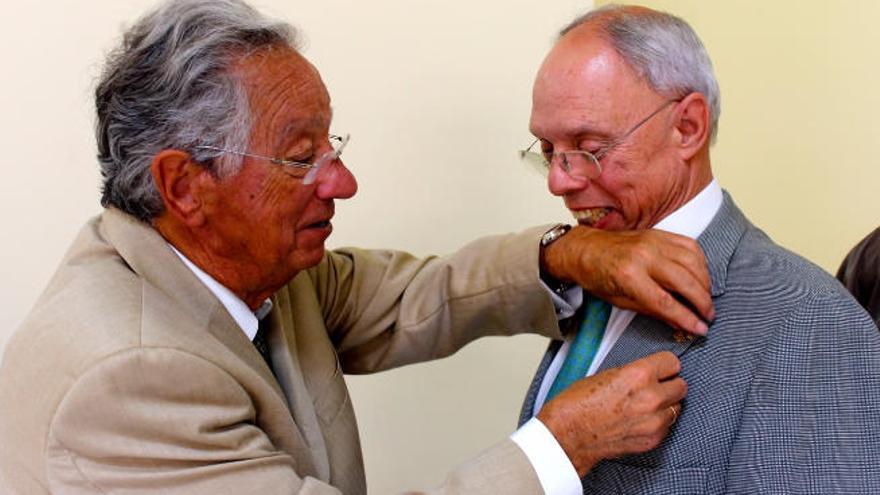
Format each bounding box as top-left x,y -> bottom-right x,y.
540,224 -> 574,295
541,223 -> 572,247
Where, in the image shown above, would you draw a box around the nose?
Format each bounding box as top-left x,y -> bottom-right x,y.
314,158 -> 358,200
547,157 -> 588,197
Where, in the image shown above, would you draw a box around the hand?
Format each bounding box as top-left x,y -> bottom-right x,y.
537,351 -> 687,476
542,226 -> 714,335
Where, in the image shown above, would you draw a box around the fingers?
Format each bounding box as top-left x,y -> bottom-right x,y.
648,250 -> 715,321
537,354 -> 687,475
656,377 -> 688,406
648,234 -> 715,325
619,280 -> 709,335
633,350 -> 682,381
657,234 -> 711,292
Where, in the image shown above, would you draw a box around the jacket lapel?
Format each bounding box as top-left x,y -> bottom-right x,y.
598,191 -> 748,372
519,339 -> 563,427
99,208 -> 327,474
101,208 -> 287,396
264,294 -> 331,482
596,314 -> 701,372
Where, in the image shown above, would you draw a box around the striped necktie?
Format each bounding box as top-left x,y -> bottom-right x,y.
545,296 -> 612,402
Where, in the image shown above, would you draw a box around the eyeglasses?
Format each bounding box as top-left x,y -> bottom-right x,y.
195,134 -> 350,185
519,100 -> 679,181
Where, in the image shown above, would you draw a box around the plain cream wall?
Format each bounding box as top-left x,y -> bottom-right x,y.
0,0 -> 589,493
596,0 -> 880,271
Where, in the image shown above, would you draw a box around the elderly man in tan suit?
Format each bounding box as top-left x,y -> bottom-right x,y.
0,1 -> 715,493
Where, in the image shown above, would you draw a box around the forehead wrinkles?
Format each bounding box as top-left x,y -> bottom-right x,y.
239,49 -> 331,147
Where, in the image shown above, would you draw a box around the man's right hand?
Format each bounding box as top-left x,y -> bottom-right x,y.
536,351 -> 687,477
541,226 -> 715,335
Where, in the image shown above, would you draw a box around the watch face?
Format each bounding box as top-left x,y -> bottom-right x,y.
542,225 -> 570,246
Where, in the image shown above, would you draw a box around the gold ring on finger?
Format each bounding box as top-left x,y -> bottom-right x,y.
669,405 -> 679,426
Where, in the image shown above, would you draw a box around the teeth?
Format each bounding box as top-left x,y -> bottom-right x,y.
573,208 -> 611,226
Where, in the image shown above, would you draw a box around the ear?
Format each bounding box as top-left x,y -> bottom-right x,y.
150,149 -> 210,227
672,92 -> 710,161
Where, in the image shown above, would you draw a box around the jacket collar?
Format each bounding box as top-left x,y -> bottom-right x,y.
98,208 -> 285,397
597,191 -> 750,371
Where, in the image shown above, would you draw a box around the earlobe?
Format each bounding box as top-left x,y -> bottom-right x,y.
674,93 -> 710,160
150,149 -> 207,226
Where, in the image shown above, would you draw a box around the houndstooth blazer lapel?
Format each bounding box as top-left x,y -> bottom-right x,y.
520,191 -> 748,427
596,191 -> 746,373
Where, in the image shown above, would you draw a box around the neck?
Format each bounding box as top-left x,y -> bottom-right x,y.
647,151 -> 714,229
153,215 -> 278,310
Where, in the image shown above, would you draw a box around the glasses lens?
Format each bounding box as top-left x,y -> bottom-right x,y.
519,150 -> 551,177
303,134 -> 350,185
329,134 -> 349,154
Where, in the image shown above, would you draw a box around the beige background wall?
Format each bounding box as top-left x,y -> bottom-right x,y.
2,0 -> 878,493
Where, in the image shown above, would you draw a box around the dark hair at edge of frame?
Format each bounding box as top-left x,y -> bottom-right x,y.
95,0 -> 299,221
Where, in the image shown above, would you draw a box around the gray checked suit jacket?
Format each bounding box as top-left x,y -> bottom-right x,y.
520,192 -> 880,494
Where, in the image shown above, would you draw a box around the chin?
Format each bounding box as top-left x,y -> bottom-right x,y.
292,245 -> 327,271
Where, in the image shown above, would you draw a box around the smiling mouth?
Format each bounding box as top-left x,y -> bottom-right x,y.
572,207 -> 612,226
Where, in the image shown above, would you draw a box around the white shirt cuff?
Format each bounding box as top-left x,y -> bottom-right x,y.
541,280 -> 583,320
510,417 -> 581,495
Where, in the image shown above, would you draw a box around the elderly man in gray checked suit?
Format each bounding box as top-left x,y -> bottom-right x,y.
517,5 -> 880,494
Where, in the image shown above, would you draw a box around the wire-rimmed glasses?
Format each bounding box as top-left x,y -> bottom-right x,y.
196,134 -> 350,185
519,100 -> 679,181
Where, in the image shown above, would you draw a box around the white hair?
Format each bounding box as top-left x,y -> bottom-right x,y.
95,0 -> 299,221
562,4 -> 721,143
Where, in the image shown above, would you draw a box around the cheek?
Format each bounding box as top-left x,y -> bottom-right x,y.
255,176 -> 313,222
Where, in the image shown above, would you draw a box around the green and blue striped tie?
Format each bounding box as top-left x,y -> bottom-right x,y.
546,296 -> 612,402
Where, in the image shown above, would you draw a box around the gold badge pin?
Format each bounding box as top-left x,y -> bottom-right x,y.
673,330 -> 695,343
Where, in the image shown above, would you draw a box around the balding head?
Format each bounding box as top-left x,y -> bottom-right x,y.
560,5 -> 720,142
528,5 -> 715,231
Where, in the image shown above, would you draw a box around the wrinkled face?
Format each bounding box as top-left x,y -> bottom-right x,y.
529,26 -> 691,231
200,47 -> 357,291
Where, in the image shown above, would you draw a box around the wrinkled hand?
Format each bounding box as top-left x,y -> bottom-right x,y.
537,351 -> 687,476
543,226 -> 714,335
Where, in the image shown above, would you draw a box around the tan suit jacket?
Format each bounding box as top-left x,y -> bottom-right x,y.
0,208 -> 562,494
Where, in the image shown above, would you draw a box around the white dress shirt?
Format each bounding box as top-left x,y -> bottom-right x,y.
170,246 -> 272,340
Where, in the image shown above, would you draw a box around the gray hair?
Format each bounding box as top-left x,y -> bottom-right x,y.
95,0 -> 298,221
561,5 -> 721,143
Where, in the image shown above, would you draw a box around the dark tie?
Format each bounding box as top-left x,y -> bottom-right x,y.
545,296 -> 612,401
253,316 -> 274,374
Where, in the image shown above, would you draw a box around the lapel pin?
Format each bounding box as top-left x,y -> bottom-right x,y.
672,330 -> 695,343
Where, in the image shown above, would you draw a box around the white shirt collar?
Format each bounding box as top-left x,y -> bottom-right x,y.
651,178 -> 723,240
169,246 -> 272,341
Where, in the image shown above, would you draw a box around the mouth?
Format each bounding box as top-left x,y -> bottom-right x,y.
572,207 -> 612,226
306,220 -> 331,229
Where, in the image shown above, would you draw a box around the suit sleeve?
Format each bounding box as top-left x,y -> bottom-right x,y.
307,226 -> 563,374
724,289 -> 880,493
